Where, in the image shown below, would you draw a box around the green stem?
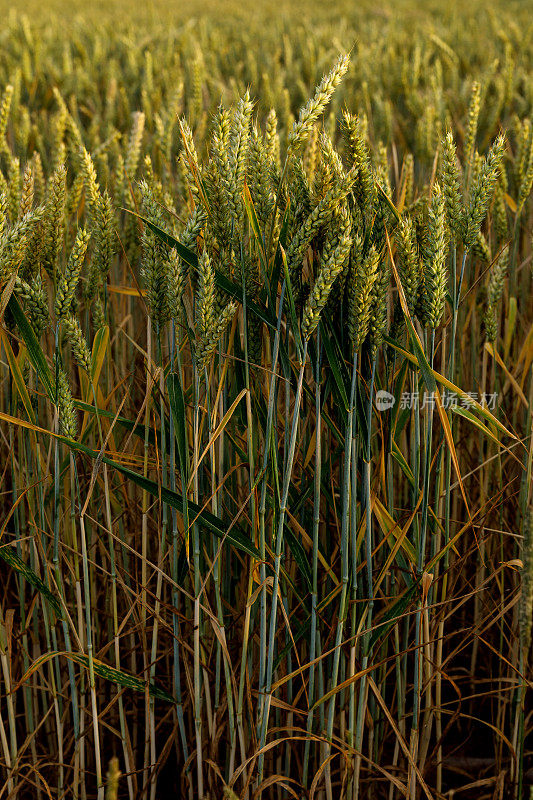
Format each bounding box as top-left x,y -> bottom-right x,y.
257,337 -> 308,787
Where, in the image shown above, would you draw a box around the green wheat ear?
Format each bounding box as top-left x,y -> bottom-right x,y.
196,301 -> 237,370
265,108 -> 280,170
368,253 -> 391,357
472,230 -> 491,264
139,179 -> 174,328
517,133 -> 533,214
286,167 -> 357,285
81,148 -> 101,221
180,204 -> 206,252
289,53 -> 350,151
342,110 -> 376,218
348,244 -> 380,352
55,228 -> 90,319
63,315 -> 92,374
464,81 -> 481,177
483,251 -> 508,343
0,84 -> 14,154
422,183 -> 448,330
229,90 -> 253,211
124,111 -> 146,180
55,358 -> 77,440
0,190 -> 8,240
15,275 -> 50,335
1,206 -> 44,279
179,118 -> 202,205
301,201 -> 352,340
19,164 -> 34,218
88,190 -> 115,300
395,216 -> 420,314
401,153 -> 414,208
493,181 -> 508,243
8,156 -> 21,223
462,134 -> 506,251
440,131 -> 464,241
196,249 -> 216,340
42,164 -> 66,280
166,248 -> 186,320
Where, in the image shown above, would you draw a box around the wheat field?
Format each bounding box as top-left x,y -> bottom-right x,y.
0,1 -> 532,798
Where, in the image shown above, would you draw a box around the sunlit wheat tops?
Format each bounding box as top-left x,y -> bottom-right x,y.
288,53 -> 350,150
1,8 -> 533,800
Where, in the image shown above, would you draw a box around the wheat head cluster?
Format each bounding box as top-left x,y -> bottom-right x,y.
0,1 -> 532,799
